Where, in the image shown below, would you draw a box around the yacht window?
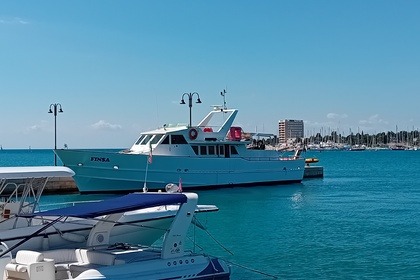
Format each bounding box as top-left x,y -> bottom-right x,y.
224,144 -> 230,158
141,135 -> 153,145
231,146 -> 238,155
192,146 -> 199,155
171,135 -> 188,144
208,146 -> 215,155
161,136 -> 170,144
150,134 -> 164,145
135,135 -> 146,145
219,145 -> 224,156
200,146 -> 207,155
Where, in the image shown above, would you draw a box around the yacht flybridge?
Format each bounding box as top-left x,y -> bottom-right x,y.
56,106 -> 305,193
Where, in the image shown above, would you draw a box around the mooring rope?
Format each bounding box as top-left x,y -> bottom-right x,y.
193,216 -> 234,255
193,216 -> 278,279
224,259 -> 279,279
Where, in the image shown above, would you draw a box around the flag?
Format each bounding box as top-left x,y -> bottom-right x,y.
178,177 -> 183,192
148,142 -> 153,164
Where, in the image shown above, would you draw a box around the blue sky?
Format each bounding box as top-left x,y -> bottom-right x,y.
1,1 -> 419,149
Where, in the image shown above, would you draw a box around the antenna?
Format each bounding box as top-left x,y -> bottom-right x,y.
220,89 -> 227,109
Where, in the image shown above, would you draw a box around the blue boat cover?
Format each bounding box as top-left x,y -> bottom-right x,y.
21,193 -> 187,219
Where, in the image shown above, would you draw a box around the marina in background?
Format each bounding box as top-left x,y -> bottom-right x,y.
1,149 -> 419,278
303,127 -> 419,151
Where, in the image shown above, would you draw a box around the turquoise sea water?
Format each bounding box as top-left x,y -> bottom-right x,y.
1,149 -> 420,279
0,149 -> 58,166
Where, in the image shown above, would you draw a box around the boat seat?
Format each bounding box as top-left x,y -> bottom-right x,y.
4,250 -> 55,280
42,249 -> 79,279
43,249 -> 78,264
70,249 -> 125,277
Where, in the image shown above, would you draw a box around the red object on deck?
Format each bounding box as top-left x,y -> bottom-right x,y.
229,127 -> 242,141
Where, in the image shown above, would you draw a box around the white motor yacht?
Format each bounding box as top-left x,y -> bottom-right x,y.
55,105 -> 305,193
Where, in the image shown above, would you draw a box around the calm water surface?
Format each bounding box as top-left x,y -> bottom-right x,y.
1,149 -> 419,279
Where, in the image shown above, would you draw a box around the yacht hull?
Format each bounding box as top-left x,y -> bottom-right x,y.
55,149 -> 305,193
72,254 -> 230,280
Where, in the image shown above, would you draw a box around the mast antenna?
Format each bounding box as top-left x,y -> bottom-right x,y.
220,89 -> 227,109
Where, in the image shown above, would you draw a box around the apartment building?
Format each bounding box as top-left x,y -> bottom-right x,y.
278,119 -> 304,143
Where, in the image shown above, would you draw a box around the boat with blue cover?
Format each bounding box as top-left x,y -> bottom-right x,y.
0,167 -> 218,255
0,192 -> 230,279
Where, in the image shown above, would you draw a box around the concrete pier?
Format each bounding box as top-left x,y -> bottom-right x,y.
43,177 -> 79,193
304,165 -> 324,178
4,177 -> 79,194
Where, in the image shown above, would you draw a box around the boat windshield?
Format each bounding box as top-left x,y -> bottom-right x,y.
135,135 -> 146,145
140,135 -> 153,145
135,134 -> 164,146
150,134 -> 164,145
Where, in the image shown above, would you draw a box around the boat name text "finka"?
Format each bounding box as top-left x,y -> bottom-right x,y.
91,157 -> 110,162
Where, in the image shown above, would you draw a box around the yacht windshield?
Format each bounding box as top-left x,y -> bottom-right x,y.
135,135 -> 146,145
141,135 -> 153,145
150,134 -> 164,145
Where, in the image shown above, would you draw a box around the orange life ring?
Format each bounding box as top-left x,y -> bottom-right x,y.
188,128 -> 198,140
305,158 -> 319,164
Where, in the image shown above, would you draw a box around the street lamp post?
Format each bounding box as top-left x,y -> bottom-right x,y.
180,92 -> 202,127
48,103 -> 63,166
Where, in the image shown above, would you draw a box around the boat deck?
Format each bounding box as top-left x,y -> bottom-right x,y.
102,246 -> 162,263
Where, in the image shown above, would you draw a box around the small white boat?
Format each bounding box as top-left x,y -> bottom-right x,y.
349,145 -> 366,151
0,167 -> 217,254
0,192 -> 230,279
55,104 -> 305,193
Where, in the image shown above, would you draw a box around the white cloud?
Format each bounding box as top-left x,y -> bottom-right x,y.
0,17 -> 29,25
327,113 -> 348,119
304,120 -> 323,126
91,120 -> 122,130
24,121 -> 48,133
28,125 -> 43,131
359,114 -> 388,125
